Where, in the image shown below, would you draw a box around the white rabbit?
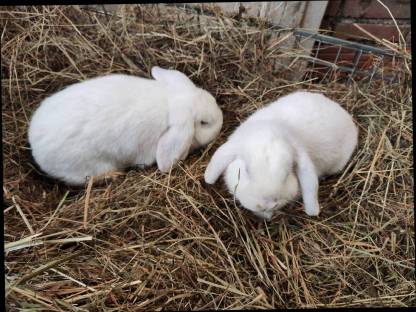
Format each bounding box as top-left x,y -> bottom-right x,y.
28,66 -> 223,185
204,91 -> 358,220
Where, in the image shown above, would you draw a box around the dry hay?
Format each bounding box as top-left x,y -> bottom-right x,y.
2,5 -> 414,310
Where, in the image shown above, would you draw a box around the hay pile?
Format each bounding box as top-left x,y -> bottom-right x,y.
2,5 -> 414,310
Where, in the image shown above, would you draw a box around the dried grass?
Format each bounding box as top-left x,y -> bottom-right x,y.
2,5 -> 414,310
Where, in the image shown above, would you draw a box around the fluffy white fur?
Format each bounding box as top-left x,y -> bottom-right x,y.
204,91 -> 358,220
28,66 -> 223,185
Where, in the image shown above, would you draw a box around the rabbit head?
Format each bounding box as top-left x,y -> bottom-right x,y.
191,88 -> 223,149
151,66 -> 223,172
204,126 -> 306,220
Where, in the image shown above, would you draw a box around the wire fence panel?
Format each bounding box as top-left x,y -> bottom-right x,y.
294,30 -> 403,84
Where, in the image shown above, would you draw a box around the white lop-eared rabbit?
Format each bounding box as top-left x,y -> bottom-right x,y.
28,67 -> 223,185
204,91 -> 358,220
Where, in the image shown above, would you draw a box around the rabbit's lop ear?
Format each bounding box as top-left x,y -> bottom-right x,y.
151,66 -> 195,90
204,142 -> 236,184
156,117 -> 194,173
294,146 -> 320,216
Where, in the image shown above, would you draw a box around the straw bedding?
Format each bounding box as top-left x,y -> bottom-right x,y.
2,5 -> 414,310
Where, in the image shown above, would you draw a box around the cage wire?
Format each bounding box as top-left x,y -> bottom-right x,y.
82,3 -> 402,85
294,30 -> 401,85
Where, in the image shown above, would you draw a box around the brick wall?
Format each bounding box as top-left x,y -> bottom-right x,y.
321,0 -> 411,44
307,0 -> 410,81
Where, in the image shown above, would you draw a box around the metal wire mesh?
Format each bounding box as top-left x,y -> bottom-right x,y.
294,30 -> 401,84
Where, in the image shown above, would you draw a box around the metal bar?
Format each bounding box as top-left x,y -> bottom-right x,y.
333,46 -> 342,64
301,56 -> 394,82
368,54 -> 382,85
294,30 -> 396,57
328,45 -> 343,82
312,40 -> 322,64
350,49 -> 363,78
308,39 -> 322,80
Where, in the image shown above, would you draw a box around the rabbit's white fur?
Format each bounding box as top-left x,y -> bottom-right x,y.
204,91 -> 358,220
28,67 -> 223,185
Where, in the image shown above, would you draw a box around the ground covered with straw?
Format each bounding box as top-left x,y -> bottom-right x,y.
2,5 -> 414,310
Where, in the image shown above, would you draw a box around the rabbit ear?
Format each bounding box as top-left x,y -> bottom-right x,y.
294,145 -> 320,216
151,66 -> 195,90
204,142 -> 236,184
156,117 -> 194,172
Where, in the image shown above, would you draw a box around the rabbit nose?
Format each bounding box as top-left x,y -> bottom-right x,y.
263,200 -> 277,210
190,139 -> 200,151
256,203 -> 275,211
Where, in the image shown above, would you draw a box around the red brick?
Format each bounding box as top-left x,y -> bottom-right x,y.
312,43 -> 402,72
333,22 -> 410,43
325,0 -> 410,19
325,0 -> 343,17
315,51 -> 376,70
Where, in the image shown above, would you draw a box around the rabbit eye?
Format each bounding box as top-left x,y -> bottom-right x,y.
200,120 -> 210,126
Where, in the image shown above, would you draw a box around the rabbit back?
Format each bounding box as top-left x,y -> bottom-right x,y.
251,91 -> 358,176
28,74 -> 169,184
